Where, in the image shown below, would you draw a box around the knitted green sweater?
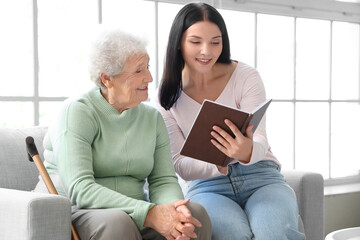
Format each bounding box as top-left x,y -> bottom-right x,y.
43,87 -> 184,229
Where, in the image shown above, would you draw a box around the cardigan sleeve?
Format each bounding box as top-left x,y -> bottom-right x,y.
147,113 -> 184,203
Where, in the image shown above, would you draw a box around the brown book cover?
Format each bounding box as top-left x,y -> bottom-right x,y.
180,99 -> 272,167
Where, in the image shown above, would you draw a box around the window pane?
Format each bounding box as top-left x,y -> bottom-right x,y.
158,2 -> 184,83
296,18 -> 330,100
295,102 -> 329,178
257,14 -> 294,99
332,22 -> 359,100
331,103 -> 360,178
0,0 -> 33,96
267,102 -> 294,169
220,9 -> 255,67
38,0 -> 98,97
102,0 -> 157,99
39,101 -> 64,126
0,102 -> 34,128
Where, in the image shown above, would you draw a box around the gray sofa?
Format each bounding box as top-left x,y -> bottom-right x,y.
0,126 -> 324,240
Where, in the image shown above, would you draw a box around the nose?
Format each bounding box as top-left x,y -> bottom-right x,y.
144,69 -> 153,83
200,43 -> 211,55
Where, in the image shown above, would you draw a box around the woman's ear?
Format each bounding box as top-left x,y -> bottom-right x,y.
100,73 -> 112,88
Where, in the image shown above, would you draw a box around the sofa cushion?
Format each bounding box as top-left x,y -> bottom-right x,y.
0,126 -> 47,191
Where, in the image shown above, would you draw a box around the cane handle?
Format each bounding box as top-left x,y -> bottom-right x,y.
26,136 -> 81,240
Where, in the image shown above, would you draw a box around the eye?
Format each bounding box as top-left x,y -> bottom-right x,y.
190,41 -> 200,44
136,69 -> 142,73
211,41 -> 220,45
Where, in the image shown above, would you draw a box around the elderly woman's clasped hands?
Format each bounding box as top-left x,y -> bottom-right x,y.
145,199 -> 202,240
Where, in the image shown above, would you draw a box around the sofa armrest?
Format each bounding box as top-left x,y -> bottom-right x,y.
282,170 -> 324,240
0,188 -> 72,240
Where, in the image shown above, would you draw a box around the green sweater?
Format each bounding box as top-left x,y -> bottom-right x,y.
43,87 -> 184,229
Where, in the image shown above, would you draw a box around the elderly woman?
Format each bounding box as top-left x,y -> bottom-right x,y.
34,29 -> 211,240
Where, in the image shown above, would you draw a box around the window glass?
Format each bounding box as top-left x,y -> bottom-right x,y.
102,0 -> 157,98
332,21 -> 359,100
296,18 -> 330,100
39,101 -> 64,127
267,102 -> 294,169
0,102 -> 34,128
37,0 -> 98,97
295,102 -> 329,178
257,14 -> 294,100
0,0 -> 33,96
219,9 -> 255,67
331,103 -> 360,178
2,0 -> 360,181
157,2 -> 184,84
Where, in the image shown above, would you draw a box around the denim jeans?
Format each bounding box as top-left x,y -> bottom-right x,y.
186,161 -> 305,240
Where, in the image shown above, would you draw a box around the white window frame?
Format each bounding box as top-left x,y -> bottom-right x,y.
1,0 -> 359,186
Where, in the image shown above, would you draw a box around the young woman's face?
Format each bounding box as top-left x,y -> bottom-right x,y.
180,21 -> 223,73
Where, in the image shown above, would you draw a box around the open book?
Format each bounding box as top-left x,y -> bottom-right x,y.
180,99 -> 272,167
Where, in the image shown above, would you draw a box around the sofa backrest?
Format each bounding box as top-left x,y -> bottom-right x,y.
0,126 -> 47,191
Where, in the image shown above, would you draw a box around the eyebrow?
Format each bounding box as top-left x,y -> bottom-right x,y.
187,35 -> 222,39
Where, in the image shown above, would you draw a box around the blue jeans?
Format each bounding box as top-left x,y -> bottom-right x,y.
186,161 -> 305,240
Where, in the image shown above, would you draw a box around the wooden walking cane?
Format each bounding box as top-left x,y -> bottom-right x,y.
26,136 -> 80,240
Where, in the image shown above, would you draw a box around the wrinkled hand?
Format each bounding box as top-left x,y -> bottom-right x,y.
211,119 -> 254,164
144,199 -> 202,240
175,200 -> 202,239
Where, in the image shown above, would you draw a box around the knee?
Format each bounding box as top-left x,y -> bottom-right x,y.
90,209 -> 141,239
212,229 -> 252,240
254,223 -> 305,240
212,223 -> 252,240
187,202 -> 211,227
187,202 -> 212,239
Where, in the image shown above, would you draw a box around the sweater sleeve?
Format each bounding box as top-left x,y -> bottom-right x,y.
52,101 -> 154,229
234,64 -> 270,165
152,100 -> 222,181
147,113 -> 184,203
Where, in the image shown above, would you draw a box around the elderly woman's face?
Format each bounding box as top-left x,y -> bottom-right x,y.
107,53 -> 152,112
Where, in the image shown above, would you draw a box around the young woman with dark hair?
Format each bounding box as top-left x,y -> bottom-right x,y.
154,2 -> 305,240
159,2 -> 231,110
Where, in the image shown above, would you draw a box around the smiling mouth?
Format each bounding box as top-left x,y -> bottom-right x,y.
137,86 -> 148,91
196,58 -> 211,64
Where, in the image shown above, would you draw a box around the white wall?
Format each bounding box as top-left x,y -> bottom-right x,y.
325,192 -> 360,235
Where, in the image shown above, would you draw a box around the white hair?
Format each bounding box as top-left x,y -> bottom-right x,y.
88,28 -> 148,88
